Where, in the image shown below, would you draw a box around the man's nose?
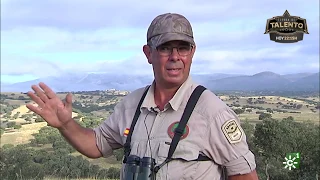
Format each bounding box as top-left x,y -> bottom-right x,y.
169,48 -> 179,61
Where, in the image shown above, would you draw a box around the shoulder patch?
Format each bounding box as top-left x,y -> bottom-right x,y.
221,119 -> 243,144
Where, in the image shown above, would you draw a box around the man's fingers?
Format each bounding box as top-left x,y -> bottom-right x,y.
26,91 -> 46,108
31,85 -> 50,102
26,103 -> 43,115
64,93 -> 73,110
39,82 -> 57,99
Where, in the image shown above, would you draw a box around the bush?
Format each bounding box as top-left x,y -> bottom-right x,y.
259,112 -> 272,120
6,121 -> 16,128
35,117 -> 45,122
13,124 -> 22,129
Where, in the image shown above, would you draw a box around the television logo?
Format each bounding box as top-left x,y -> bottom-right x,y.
264,10 -> 309,43
283,152 -> 301,170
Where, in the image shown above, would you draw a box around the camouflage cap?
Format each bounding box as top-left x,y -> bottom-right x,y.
147,13 -> 195,47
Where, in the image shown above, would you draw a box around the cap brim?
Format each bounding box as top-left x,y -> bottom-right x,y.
149,33 -> 195,47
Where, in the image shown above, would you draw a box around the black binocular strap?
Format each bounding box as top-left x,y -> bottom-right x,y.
153,85 -> 207,173
123,85 -> 228,179
123,85 -> 150,163
123,85 -> 209,171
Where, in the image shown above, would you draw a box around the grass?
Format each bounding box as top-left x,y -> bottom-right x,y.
1,94 -> 319,147
221,95 -> 319,123
0,122 -> 48,147
239,111 -> 319,123
1,93 -> 318,180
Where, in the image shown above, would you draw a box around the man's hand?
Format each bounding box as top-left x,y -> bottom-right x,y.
26,82 -> 102,158
26,82 -> 73,129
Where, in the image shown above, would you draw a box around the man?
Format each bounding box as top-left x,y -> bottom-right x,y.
26,13 -> 259,180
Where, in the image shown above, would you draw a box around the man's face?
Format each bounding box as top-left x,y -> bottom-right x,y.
143,40 -> 196,88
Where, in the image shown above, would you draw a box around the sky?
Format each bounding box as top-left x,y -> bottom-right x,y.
1,0 -> 319,84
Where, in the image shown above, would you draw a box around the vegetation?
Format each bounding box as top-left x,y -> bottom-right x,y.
249,118 -> 319,179
1,125 -> 121,180
0,144 -> 120,180
1,116 -> 318,179
0,90 -> 319,179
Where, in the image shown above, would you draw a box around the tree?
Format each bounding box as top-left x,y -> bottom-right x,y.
107,167 -> 121,179
253,118 -> 320,179
296,104 -> 303,109
266,108 -> 273,113
283,116 -> 294,121
241,120 -> 255,151
13,113 -> 19,119
259,113 -> 272,120
25,117 -> 32,123
52,140 -> 75,153
113,148 -> 124,161
3,113 -> 11,119
0,144 -> 108,180
233,108 -> 245,115
13,124 -> 22,129
0,144 -> 46,179
6,121 -> 16,128
35,116 -> 45,122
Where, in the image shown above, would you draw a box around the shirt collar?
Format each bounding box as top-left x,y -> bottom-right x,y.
141,76 -> 194,112
141,81 -> 157,111
168,76 -> 193,111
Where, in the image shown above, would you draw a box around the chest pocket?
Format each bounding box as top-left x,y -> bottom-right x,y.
158,141 -> 200,161
157,142 -> 201,180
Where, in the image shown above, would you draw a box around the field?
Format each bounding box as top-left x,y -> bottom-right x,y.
0,91 -> 127,171
0,122 -> 48,146
1,92 -> 319,134
1,91 -> 319,174
221,95 -> 319,123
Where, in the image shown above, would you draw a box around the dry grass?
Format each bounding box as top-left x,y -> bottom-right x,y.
0,109 -> 79,147
2,94 -> 318,145
298,96 -> 319,102
10,104 -> 32,116
219,95 -> 320,123
1,103 -> 79,120
1,122 -> 48,146
239,112 -> 319,123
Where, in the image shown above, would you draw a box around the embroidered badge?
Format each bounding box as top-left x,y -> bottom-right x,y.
167,121 -> 189,140
123,128 -> 130,136
221,119 -> 243,144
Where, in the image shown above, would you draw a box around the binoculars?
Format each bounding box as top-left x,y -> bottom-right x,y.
124,155 -> 156,180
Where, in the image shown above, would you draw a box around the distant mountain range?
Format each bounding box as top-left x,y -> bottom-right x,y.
206,72 -> 319,92
1,71 -> 319,93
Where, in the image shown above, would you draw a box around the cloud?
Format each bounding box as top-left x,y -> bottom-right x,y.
0,55 -> 63,77
2,0 -> 318,30
89,55 -> 153,75
1,0 -> 319,83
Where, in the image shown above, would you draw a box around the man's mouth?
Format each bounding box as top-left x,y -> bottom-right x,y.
167,68 -> 182,71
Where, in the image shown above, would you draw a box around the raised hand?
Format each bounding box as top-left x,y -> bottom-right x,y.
26,82 -> 73,129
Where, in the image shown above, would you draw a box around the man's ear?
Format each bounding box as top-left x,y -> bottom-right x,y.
190,45 -> 196,59
143,45 -> 152,64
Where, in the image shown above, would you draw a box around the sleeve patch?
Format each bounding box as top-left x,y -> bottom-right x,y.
221,119 -> 243,144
